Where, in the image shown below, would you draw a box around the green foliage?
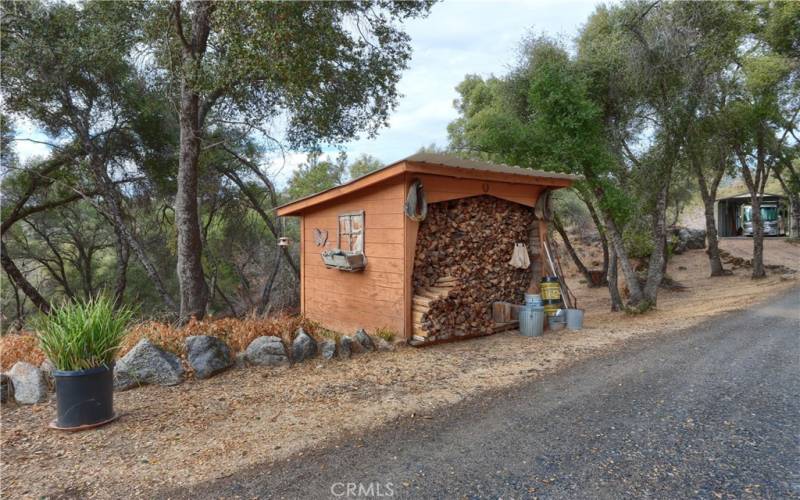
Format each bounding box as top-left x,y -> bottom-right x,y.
286,152 -> 347,201
36,296 -> 135,371
374,327 -> 396,342
348,154 -> 383,180
147,1 -> 435,149
622,228 -> 654,261
551,189 -> 591,231
447,35 -> 632,223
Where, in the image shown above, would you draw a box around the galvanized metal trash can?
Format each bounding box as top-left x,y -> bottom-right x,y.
519,294 -> 545,337
566,308 -> 584,331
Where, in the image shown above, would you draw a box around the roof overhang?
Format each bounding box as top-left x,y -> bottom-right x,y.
716,192 -> 785,202
277,153 -> 581,216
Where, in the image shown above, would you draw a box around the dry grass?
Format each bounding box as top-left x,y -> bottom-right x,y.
1,315 -> 322,370
121,314 -> 321,357
0,333 -> 45,370
1,248 -> 798,499
374,327 -> 397,342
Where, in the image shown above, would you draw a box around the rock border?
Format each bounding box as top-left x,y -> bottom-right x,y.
3,328 -> 395,400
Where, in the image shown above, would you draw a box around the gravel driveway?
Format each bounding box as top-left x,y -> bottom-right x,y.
174,287 -> 800,499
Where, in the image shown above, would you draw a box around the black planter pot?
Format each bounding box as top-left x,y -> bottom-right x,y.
52,364 -> 116,430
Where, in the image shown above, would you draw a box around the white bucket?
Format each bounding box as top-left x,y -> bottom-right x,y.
566,309 -> 584,330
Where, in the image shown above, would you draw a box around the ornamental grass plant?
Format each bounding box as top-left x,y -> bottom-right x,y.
36,296 -> 135,372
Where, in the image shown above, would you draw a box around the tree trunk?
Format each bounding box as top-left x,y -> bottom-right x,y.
586,201 -> 610,284
216,166 -> 300,279
111,226 -> 129,305
643,181 -> 669,306
9,276 -> 24,324
88,155 -> 177,310
527,216 -> 543,292
257,250 -> 282,315
775,170 -> 800,239
750,194 -> 766,278
702,195 -> 725,276
601,210 -> 643,306
736,142 -> 768,279
1,240 -> 50,314
789,192 -> 800,239
643,145 -> 678,308
692,157 -> 726,276
175,83 -> 209,322
552,214 -> 594,285
607,245 -> 623,312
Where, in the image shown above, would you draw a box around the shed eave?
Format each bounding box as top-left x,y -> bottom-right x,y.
276,153 -> 581,216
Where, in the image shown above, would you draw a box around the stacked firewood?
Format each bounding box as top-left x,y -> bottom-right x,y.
411,196 -> 534,342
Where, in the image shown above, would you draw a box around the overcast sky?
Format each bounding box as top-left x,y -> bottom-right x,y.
12,0 -> 603,186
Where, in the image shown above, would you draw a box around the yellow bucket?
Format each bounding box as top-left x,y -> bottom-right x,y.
541,277 -> 562,316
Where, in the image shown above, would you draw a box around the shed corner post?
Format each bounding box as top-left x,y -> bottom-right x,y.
402,172 -> 421,342
300,215 -> 306,315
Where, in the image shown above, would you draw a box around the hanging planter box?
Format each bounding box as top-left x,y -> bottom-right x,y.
321,249 -> 366,272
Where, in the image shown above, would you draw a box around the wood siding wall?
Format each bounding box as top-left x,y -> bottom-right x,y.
298,169 -> 546,341
300,176 -> 405,335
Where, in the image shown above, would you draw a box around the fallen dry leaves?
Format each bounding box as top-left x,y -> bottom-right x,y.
1,249 -> 797,499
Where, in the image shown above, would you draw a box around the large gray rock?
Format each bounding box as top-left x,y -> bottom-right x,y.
291,328 -> 317,363
186,336 -> 232,379
320,339 -> 336,360
7,362 -> 47,404
355,329 -> 375,352
1,373 -> 13,405
339,336 -> 353,359
244,336 -> 289,367
683,228 -> 706,250
114,339 -> 184,391
374,337 -> 395,352
671,226 -> 706,254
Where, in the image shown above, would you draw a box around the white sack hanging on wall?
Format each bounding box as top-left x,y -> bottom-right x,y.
509,243 -> 530,269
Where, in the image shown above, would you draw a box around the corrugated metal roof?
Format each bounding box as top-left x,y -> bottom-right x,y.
716,191 -> 785,201
399,153 -> 581,181
276,153 -> 580,214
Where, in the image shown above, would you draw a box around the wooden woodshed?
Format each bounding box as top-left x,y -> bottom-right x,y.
276,153 -> 578,345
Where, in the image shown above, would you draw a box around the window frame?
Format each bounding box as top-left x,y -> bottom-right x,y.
337,210 -> 365,254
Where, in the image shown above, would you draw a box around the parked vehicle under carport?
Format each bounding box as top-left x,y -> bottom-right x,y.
742,203 -> 784,236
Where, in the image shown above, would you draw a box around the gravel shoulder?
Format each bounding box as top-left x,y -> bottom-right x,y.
1,249 -> 798,498
176,287 -> 800,499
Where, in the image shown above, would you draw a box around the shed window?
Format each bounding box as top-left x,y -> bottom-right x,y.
338,211 -> 364,253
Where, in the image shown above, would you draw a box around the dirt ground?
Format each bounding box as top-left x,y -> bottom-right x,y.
719,237 -> 799,269
2,249 -> 798,499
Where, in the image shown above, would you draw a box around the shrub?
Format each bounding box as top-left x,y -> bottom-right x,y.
36,296 -> 135,371
374,327 -> 396,342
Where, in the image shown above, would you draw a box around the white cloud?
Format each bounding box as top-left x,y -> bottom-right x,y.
266,152 -> 309,189
338,0 -> 602,167
11,0 -> 604,178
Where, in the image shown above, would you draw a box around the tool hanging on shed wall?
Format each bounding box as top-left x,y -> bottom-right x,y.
404,179 -> 428,221
534,189 -> 553,221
